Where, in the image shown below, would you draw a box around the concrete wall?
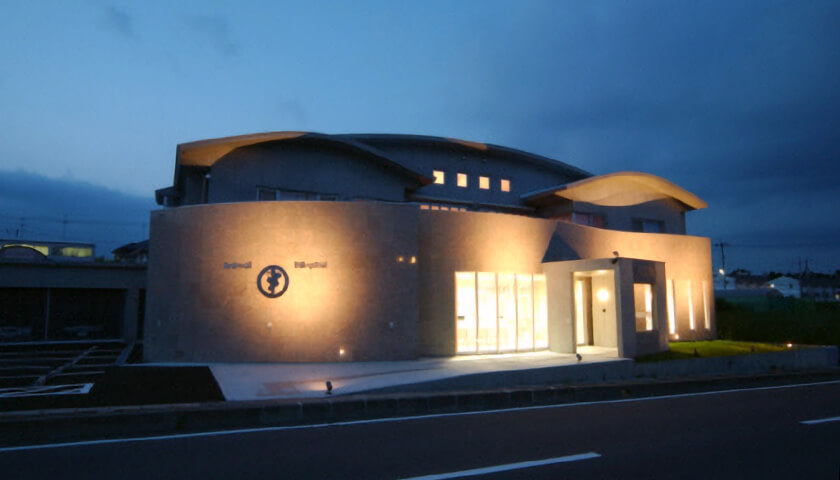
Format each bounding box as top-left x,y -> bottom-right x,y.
417,210 -> 557,356
545,221 -> 714,342
144,201 -> 419,362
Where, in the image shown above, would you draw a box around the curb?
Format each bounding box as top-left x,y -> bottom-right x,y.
2,368 -> 840,448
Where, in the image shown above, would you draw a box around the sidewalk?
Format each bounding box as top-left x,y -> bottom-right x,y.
203,346 -> 622,400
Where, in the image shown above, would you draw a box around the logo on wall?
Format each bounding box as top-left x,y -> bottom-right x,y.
257,265 -> 289,298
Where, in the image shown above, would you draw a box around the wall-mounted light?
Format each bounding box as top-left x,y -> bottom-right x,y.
410,256 -> 416,264
597,289 -> 609,302
339,347 -> 346,356
396,256 -> 404,263
674,333 -> 680,340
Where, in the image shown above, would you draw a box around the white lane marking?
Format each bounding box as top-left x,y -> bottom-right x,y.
2,379 -> 839,453
801,415 -> 840,425
398,452 -> 601,480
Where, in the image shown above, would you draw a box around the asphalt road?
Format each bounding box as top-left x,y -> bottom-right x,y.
1,381 -> 839,479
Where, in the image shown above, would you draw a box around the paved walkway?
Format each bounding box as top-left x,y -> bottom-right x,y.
203,347 -> 621,401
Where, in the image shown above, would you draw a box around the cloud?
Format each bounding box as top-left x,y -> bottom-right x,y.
100,5 -> 134,39
448,1 -> 840,272
182,14 -> 238,57
0,170 -> 156,257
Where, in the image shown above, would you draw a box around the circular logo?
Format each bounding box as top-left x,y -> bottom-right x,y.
256,265 -> 289,298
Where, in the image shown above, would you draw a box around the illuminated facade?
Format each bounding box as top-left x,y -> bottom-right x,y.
146,132 -> 714,362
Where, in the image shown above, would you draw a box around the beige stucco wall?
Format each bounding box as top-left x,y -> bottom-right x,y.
417,210 -> 557,356
144,201 -> 419,362
546,221 -> 714,342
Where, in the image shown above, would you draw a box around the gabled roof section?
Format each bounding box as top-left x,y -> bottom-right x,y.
521,171 -> 707,211
174,131 -> 435,185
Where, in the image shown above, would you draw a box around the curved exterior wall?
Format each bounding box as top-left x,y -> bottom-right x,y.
144,201 -> 419,362
417,211 -> 558,356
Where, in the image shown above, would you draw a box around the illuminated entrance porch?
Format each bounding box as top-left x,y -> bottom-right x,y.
455,272 -> 548,354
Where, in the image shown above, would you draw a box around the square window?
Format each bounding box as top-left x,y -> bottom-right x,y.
457,173 -> 468,188
500,179 -> 510,192
479,176 -> 490,190
433,170 -> 445,185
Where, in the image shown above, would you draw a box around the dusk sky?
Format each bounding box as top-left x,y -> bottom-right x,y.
1,1 -> 838,273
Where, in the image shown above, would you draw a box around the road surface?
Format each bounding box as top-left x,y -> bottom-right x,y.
1,381 -> 838,479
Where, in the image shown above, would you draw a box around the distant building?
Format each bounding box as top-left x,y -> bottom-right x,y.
146,132 -> 716,362
0,239 -> 95,262
0,239 -> 145,344
112,240 -> 149,264
801,277 -> 840,302
765,276 -> 801,298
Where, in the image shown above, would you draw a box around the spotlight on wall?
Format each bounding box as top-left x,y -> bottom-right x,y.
611,251 -> 619,264
396,256 -> 404,263
597,289 -> 609,302
410,256 -> 417,264
339,347 -> 346,357
325,381 -> 333,395
674,333 -> 680,340
787,343 -> 793,348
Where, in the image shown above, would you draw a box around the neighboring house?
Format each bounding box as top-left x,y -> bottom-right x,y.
765,276 -> 801,298
146,132 -> 715,362
801,277 -> 840,302
112,240 -> 149,264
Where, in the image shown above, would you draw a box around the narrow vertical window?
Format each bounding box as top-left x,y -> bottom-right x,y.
534,275 -> 548,349
456,272 -> 477,353
703,281 -> 710,330
687,280 -> 695,330
477,273 -> 497,353
433,170 -> 445,184
479,176 -> 490,190
634,284 -> 654,332
666,278 -> 676,334
500,179 -> 511,192
457,173 -> 468,188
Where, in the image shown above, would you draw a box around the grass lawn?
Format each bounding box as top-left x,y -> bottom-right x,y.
636,340 -> 792,362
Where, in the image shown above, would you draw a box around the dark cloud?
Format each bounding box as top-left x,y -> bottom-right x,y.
0,170 -> 155,258
182,14 -> 238,57
458,1 -> 840,273
100,5 -> 134,39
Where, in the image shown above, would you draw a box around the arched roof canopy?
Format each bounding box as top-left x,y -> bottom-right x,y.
174,131 -> 436,185
520,171 -> 707,211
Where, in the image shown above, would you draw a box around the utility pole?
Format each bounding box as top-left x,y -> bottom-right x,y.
714,241 -> 729,290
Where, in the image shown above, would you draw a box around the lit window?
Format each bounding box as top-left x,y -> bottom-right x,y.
687,280 -> 695,330
666,279 -> 676,334
433,170 -> 445,185
634,283 -> 654,332
457,173 -> 468,188
500,179 -> 510,192
420,204 -> 429,210
479,176 -> 490,190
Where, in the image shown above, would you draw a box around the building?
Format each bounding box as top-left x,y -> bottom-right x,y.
146,132 -> 715,362
801,277 -> 840,302
765,276 -> 801,298
0,241 -> 146,343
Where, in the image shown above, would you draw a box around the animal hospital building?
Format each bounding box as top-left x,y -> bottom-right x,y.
146,132 -> 714,363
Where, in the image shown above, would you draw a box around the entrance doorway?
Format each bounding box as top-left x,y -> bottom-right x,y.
573,269 -> 617,349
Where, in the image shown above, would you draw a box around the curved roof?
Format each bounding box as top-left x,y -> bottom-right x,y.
337,133 -> 592,178
521,171 -> 707,210
175,131 -> 435,185
175,131 -> 592,183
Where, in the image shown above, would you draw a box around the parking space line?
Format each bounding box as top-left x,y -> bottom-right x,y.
398,452 -> 601,479
801,415 -> 840,425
